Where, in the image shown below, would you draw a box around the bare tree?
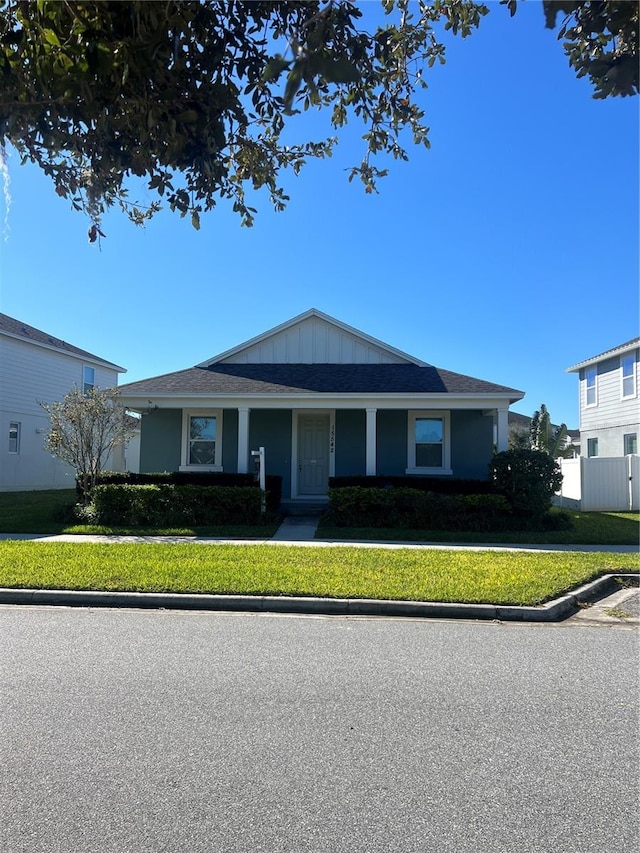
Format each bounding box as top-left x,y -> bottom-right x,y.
40,387 -> 135,503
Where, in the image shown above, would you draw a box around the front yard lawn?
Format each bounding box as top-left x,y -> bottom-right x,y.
0,541 -> 637,606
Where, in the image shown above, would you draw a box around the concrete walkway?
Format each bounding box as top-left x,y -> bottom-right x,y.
0,515 -> 637,553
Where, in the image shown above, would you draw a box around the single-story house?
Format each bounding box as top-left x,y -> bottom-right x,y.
118,309 -> 525,503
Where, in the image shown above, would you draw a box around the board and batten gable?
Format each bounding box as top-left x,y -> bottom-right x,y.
201,309 -> 424,366
0,314 -> 125,490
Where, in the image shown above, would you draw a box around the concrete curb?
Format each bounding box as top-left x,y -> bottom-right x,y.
0,573 -> 637,622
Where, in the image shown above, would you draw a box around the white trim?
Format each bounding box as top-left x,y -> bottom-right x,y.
496,407 -> 509,453
366,408 -> 377,476
8,421 -> 20,454
237,407 -> 250,473
585,367 -> 598,408
83,364 -> 95,393
123,393 -> 522,412
179,408 -> 223,472
621,354 -> 637,400
406,410 -> 452,476
291,409 -> 335,499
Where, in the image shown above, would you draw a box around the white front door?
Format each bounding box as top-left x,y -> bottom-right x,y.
297,413 -> 330,496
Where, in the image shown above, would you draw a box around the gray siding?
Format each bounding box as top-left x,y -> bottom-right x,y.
450,410 -> 494,479
335,410 -> 366,476
1,334 -> 121,490
249,410 -> 292,499
579,352 -> 639,431
377,410 -> 408,475
375,410 -> 493,479
578,348 -> 639,458
139,409 -> 181,472
222,408 -> 238,473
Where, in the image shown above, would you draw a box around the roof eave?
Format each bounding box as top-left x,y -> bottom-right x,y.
566,338 -> 640,373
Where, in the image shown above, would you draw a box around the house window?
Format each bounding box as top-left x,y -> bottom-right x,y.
83,366 -> 95,393
621,355 -> 636,399
407,411 -> 452,475
587,437 -> 598,458
624,433 -> 637,455
8,422 -> 20,454
585,367 -> 597,407
181,410 -> 223,470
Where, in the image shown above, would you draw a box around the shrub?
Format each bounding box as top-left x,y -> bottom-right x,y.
328,475 -> 494,495
489,449 -> 563,518
91,484 -> 265,527
327,487 -> 513,531
80,471 -> 282,513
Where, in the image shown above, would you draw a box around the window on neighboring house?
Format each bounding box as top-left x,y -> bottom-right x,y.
83,365 -> 95,393
8,422 -> 20,454
407,411 -> 451,474
587,437 -> 598,457
181,412 -> 223,470
585,367 -> 597,407
621,355 -> 636,399
624,433 -> 637,455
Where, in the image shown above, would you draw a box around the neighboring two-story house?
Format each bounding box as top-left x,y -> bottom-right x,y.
0,313 -> 126,491
561,338 -> 639,511
567,338 -> 639,459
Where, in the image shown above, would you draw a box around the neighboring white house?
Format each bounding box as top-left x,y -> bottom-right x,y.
560,338 -> 640,510
567,338 -> 639,459
0,313 -> 126,491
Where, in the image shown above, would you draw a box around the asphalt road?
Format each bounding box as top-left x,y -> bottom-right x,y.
1,607 -> 638,853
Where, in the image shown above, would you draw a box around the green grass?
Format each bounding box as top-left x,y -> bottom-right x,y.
317,511 -> 640,546
0,541 -> 637,606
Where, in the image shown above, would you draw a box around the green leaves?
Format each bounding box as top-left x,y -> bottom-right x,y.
7,0 -> 628,235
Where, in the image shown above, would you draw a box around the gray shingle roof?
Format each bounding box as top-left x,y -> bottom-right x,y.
120,363 -> 523,398
0,313 -> 124,370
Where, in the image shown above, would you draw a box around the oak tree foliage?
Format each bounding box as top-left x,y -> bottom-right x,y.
0,1 -> 636,236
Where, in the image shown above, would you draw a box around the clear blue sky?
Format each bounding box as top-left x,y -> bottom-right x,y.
0,1 -> 637,429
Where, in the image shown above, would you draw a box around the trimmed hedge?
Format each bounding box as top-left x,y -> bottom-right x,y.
326,487 -> 512,531
328,475 -> 495,495
81,471 -> 282,513
325,486 -> 571,532
91,484 -> 266,527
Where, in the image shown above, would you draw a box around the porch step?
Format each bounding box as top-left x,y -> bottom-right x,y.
279,501 -> 328,517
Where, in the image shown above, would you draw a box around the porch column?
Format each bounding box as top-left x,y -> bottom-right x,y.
366,408 -> 377,476
237,407 -> 250,473
496,407 -> 509,453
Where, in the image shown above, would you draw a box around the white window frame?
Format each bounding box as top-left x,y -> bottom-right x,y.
83,365 -> 95,393
587,437 -> 598,458
8,421 -> 20,454
585,367 -> 597,408
624,433 -> 637,455
406,410 -> 452,475
621,355 -> 636,400
180,409 -> 223,471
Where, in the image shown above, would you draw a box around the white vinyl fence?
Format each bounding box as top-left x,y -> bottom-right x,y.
557,455 -> 639,511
